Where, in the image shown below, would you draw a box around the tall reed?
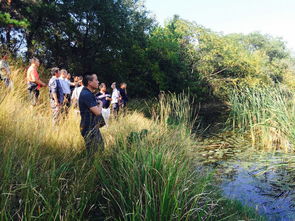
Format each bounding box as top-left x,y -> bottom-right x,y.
227,85 -> 295,151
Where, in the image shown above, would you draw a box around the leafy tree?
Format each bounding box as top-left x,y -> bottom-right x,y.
1,1 -> 295,100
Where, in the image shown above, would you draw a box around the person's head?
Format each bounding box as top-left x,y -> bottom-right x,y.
51,67 -> 60,78
74,75 -> 80,82
60,69 -> 67,78
82,73 -> 99,90
67,73 -> 71,80
100,83 -> 106,92
78,76 -> 83,86
30,57 -> 40,67
2,53 -> 9,60
111,82 -> 116,89
120,82 -> 127,89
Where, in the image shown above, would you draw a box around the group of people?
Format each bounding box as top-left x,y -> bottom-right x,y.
0,55 -> 128,155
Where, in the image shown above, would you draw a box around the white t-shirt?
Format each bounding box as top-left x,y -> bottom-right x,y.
59,77 -> 71,94
111,88 -> 120,104
71,86 -> 83,101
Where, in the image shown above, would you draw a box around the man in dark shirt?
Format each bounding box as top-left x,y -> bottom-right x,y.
48,67 -> 64,124
79,73 -> 103,154
119,82 -> 128,109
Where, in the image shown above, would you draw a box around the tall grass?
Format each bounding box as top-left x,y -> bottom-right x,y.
227,85 -> 295,151
0,67 -> 262,220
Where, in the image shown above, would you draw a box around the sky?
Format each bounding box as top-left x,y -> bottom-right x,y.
145,0 -> 295,50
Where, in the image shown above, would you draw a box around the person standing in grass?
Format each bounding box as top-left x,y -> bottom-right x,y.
96,83 -> 112,126
59,69 -> 75,110
67,72 -> 75,96
48,67 -> 64,124
26,57 -> 46,105
119,82 -> 128,110
71,75 -> 83,109
0,53 -> 11,87
111,82 -> 121,118
79,73 -> 104,154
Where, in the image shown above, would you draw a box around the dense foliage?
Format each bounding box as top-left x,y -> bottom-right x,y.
1,1 -> 294,99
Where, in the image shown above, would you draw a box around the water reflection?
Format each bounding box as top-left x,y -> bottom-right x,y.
220,154 -> 295,221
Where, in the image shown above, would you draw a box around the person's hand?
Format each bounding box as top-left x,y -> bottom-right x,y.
42,82 -> 47,87
97,100 -> 103,107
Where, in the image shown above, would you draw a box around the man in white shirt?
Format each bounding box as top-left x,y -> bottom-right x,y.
111,82 -> 121,118
71,76 -> 84,110
59,69 -> 75,109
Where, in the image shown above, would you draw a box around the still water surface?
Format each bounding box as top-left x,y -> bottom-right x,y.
219,154 -> 295,221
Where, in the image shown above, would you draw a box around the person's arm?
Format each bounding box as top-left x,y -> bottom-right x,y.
35,79 -> 46,87
86,94 -> 102,116
52,92 -> 59,106
90,103 -> 102,116
106,94 -> 112,101
118,91 -> 122,101
32,69 -> 46,86
66,79 -> 76,86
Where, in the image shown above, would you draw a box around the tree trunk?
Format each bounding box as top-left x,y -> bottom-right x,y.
26,32 -> 33,60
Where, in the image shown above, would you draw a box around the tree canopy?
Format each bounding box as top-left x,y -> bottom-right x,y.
1,1 -> 294,99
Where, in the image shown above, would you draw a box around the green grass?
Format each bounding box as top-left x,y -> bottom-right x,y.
0,68 -> 262,220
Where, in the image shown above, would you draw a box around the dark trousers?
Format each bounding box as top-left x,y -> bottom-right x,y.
64,94 -> 71,108
28,89 -> 39,106
81,127 -> 104,155
112,103 -> 119,118
120,100 -> 127,108
120,100 -> 127,114
62,94 -> 71,115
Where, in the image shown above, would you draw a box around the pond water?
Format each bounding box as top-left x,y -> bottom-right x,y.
219,154 -> 295,221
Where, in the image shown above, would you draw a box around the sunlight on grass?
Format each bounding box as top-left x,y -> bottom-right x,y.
0,68 -> 263,220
